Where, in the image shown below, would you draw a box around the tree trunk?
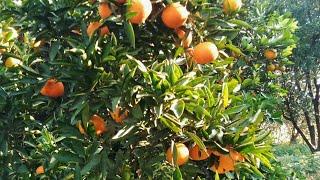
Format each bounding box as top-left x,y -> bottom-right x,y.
313,77 -> 320,150
284,95 -> 316,152
294,71 -> 316,145
305,71 -> 320,150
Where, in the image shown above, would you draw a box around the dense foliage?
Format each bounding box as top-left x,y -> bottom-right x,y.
269,144 -> 320,179
0,0 -> 298,179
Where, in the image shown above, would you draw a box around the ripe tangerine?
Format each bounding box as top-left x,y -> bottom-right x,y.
210,154 -> 235,174
193,42 -> 219,64
223,0 -> 242,14
87,22 -> 101,37
36,166 -> 45,175
100,26 -> 110,36
189,144 -> 210,161
40,79 -> 65,98
162,3 -> 189,29
166,143 -> 189,166
264,49 -> 277,60
99,3 -> 112,19
128,0 -> 152,24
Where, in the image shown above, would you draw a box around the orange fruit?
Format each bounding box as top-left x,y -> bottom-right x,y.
189,144 -> 210,161
100,26 -> 110,36
267,64 -> 276,72
162,3 -> 189,29
36,165 -> 45,174
110,107 -> 129,124
166,143 -> 189,166
99,3 -> 112,19
193,42 -> 219,64
4,57 -> 22,68
210,146 -> 244,174
128,0 -> 152,24
40,79 -> 65,98
229,149 -> 244,162
210,154 -> 235,174
87,22 -> 101,37
223,0 -> 242,14
91,114 -> 106,135
175,28 -> 186,39
182,31 -> 192,48
264,49 -> 277,60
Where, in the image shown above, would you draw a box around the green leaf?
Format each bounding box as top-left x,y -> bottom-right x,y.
124,21 -> 135,49
215,171 -> 220,180
165,0 -> 173,4
226,44 -> 244,56
74,164 -> 81,180
204,86 -> 215,107
4,28 -> 18,41
255,130 -> 270,143
170,99 -> 185,118
49,41 -> 61,61
229,19 -> 252,29
224,105 -> 249,115
159,117 -> 181,133
222,82 -> 229,108
20,64 -> 40,76
80,154 -> 101,175
81,103 -> 90,129
125,12 -> 137,21
227,79 -> 240,93
250,163 -> 265,178
174,47 -> 184,58
186,132 -> 206,151
172,167 -> 183,180
71,100 -> 87,125
129,56 -> 147,73
250,109 -> 263,124
54,151 -> 82,163
112,126 -> 135,140
100,151 -> 107,179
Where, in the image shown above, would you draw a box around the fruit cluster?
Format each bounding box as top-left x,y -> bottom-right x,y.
166,143 -> 244,174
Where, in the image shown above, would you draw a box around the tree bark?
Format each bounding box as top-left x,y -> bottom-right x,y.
294,71 -> 316,145
284,97 -> 316,152
313,77 -> 320,150
305,71 -> 320,150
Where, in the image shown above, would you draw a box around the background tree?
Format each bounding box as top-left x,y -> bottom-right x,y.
271,0 -> 320,152
0,0 -> 297,179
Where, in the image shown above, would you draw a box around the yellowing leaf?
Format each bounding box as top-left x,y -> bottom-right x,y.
222,82 -> 229,108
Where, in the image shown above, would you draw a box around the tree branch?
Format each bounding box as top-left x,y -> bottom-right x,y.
284,95 -> 316,152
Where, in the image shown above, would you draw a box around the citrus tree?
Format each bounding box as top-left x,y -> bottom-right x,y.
0,0 -> 297,179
